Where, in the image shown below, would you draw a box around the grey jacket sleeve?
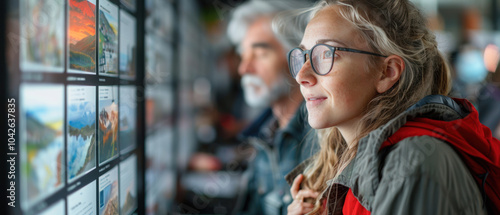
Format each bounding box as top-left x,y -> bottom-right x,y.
371,136 -> 487,215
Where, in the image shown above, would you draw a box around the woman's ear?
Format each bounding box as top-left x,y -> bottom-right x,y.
376,55 -> 405,93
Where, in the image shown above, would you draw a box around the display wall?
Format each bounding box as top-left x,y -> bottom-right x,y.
0,0 -> 200,214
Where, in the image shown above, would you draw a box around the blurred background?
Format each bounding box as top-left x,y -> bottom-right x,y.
177,0 -> 500,214
1,0 -> 499,214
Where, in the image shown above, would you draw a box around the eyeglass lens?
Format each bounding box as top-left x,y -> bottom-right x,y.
289,44 -> 334,78
290,49 -> 304,78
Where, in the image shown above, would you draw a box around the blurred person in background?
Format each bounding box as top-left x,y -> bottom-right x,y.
449,8 -> 489,102
274,0 -> 500,214
477,59 -> 500,139
227,0 -> 317,214
448,9 -> 500,140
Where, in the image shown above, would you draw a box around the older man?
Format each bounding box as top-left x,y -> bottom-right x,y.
227,1 -> 316,214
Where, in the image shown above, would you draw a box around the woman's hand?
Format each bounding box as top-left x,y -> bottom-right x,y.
287,174 -> 320,215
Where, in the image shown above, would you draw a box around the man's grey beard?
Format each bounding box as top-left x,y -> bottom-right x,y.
241,73 -> 292,108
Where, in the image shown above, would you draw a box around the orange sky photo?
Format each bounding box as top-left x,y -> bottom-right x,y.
68,0 -> 96,45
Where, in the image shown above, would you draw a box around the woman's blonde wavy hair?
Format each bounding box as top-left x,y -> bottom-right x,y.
275,0 -> 451,213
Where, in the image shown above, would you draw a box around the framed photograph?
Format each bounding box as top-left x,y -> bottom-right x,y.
99,167 -> 119,215
120,154 -> 138,215
119,10 -> 136,80
20,0 -> 65,73
68,0 -> 97,74
121,0 -> 136,12
67,86 -> 97,182
20,84 -> 65,210
98,0 -> 119,77
119,85 -> 136,154
98,86 -> 119,164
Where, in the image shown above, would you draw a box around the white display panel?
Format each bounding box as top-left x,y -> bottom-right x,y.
99,166 -> 119,215
119,85 -> 137,154
120,154 -> 138,215
119,10 -> 137,80
68,181 -> 97,215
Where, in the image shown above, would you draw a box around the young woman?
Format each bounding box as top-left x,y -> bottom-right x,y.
276,0 -> 500,214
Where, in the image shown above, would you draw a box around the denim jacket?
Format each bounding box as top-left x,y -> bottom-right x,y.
238,102 -> 317,215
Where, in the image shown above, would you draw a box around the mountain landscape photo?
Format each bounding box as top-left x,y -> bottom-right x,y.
21,85 -> 65,205
67,98 -> 97,181
69,0 -> 96,73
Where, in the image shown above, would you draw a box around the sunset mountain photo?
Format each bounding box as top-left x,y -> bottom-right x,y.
68,0 -> 97,73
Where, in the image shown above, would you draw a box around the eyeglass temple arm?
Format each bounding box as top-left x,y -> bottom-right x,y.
336,47 -> 387,58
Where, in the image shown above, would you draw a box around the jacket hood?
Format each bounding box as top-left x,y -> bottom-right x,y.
385,96 -> 500,172
383,96 -> 500,214
342,95 -> 500,213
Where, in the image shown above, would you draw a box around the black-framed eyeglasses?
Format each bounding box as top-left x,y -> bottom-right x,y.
287,44 -> 388,78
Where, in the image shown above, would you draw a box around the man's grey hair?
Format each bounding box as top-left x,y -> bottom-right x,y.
227,0 -> 312,54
